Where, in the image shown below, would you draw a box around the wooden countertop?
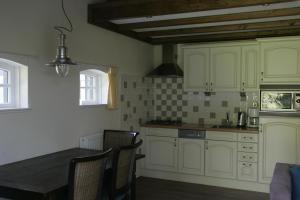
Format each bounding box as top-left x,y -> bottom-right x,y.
142,123 -> 259,134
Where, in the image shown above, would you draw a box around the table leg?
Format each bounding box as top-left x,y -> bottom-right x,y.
131,160 -> 136,200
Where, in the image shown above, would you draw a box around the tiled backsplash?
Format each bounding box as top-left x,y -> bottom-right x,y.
120,76 -> 259,130
120,75 -> 154,131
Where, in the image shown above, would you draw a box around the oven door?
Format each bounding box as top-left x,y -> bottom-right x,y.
261,91 -> 294,111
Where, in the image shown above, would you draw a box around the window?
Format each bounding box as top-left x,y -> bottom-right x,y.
80,69 -> 108,106
0,58 -> 28,110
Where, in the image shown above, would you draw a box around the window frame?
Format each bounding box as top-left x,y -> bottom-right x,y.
79,69 -> 108,106
0,57 -> 28,111
0,62 -> 17,109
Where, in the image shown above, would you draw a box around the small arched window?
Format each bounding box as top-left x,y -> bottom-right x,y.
0,58 -> 28,109
80,69 -> 108,106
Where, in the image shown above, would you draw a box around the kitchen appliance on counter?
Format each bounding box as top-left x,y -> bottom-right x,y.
248,108 -> 259,128
237,111 -> 247,127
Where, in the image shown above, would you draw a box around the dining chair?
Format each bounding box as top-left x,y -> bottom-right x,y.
103,130 -> 139,151
108,139 -> 143,200
68,149 -> 112,200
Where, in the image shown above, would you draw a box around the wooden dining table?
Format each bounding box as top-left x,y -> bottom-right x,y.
0,148 -> 145,200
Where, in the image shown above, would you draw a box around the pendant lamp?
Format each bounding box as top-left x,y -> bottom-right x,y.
46,0 -> 76,77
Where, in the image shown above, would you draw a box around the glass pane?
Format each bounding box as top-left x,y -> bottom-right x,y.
80,88 -> 86,101
0,69 -> 8,84
86,75 -> 95,87
80,74 -> 85,87
261,92 -> 292,110
0,86 -> 8,104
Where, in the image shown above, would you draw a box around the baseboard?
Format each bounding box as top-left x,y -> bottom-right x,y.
140,168 -> 269,193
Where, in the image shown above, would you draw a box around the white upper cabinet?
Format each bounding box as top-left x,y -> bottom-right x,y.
182,42 -> 258,92
183,48 -> 210,91
241,45 -> 259,91
210,46 -> 241,92
260,38 -> 300,84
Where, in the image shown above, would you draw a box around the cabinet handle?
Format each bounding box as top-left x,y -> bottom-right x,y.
242,163 -> 246,166
259,124 -> 263,133
210,82 -> 213,92
249,157 -> 253,159
205,141 -> 208,150
249,163 -> 252,167
261,72 -> 264,81
174,139 -> 177,147
243,156 -> 246,158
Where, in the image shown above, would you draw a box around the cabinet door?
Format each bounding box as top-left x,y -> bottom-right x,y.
205,140 -> 237,179
261,40 -> 300,83
178,139 -> 205,175
145,136 -> 178,172
183,48 -> 210,91
210,46 -> 241,91
241,45 -> 259,91
259,117 -> 300,183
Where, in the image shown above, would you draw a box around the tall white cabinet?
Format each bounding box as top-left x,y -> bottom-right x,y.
259,116 -> 300,183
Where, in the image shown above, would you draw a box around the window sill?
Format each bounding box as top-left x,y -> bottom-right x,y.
0,107 -> 32,114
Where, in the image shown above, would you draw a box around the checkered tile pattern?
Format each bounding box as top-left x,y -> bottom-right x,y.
120,76 -> 259,127
154,78 -> 183,121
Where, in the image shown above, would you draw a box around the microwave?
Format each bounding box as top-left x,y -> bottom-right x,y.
260,90 -> 300,112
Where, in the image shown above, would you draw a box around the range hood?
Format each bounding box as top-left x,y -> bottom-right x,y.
146,45 -> 183,77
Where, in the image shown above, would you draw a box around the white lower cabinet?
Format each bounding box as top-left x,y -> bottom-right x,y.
178,138 -> 205,175
145,135 -> 178,172
205,140 -> 237,179
238,162 -> 258,182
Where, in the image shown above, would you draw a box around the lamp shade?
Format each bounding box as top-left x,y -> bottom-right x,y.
46,33 -> 76,77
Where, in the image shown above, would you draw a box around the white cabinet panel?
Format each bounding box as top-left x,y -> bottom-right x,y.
238,162 -> 258,182
146,136 -> 178,172
241,45 -> 259,91
183,48 -> 210,91
259,117 -> 300,183
210,46 -> 241,91
261,40 -> 300,83
178,139 -> 205,175
205,140 -> 237,179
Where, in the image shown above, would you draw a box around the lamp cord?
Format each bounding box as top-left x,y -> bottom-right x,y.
54,0 -> 73,34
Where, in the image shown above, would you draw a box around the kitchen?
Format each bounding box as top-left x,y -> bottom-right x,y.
120,38 -> 300,195
1,0 -> 300,200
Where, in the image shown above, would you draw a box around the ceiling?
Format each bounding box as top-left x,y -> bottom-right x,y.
88,0 -> 300,44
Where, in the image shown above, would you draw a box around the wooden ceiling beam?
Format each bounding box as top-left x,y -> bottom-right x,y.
88,8 -> 151,44
138,19 -> 300,37
151,28 -> 300,44
120,7 -> 300,30
89,0 -> 295,20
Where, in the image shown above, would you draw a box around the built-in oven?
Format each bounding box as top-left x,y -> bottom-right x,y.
260,89 -> 300,112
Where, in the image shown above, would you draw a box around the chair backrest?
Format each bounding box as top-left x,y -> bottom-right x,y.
103,130 -> 139,151
68,149 -> 112,200
110,140 -> 143,199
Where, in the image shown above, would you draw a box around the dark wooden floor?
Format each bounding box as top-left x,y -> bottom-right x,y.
136,177 -> 269,200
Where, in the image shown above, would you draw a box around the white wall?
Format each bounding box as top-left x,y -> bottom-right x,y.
0,0 -> 153,165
